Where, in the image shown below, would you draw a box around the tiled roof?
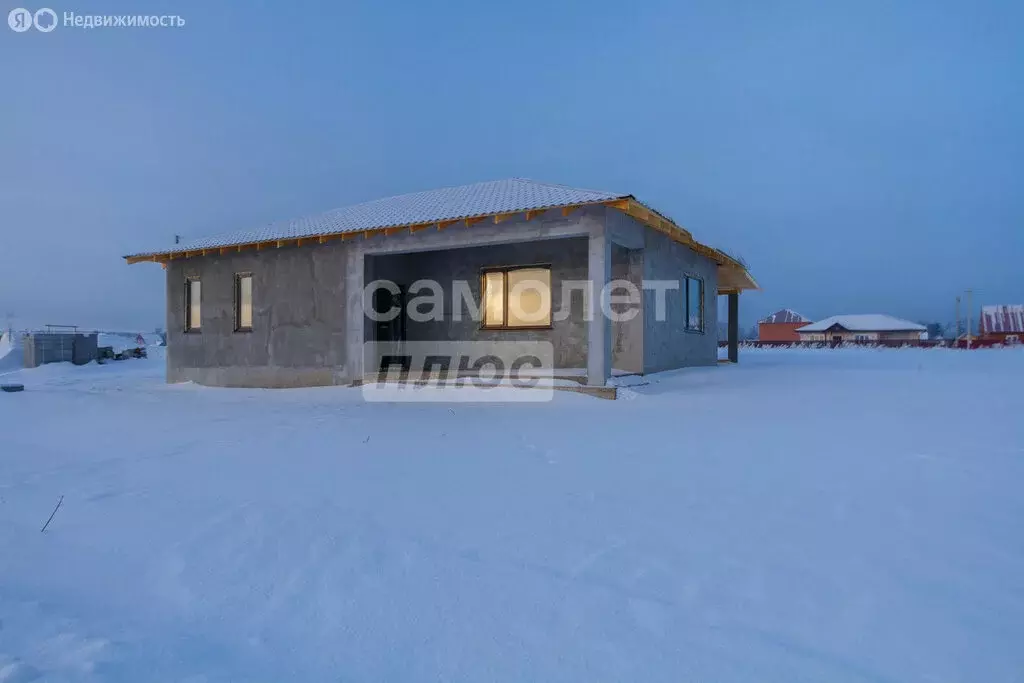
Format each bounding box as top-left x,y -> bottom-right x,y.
796,314 -> 926,333
759,309 -> 810,324
126,178 -> 628,259
980,305 -> 1024,334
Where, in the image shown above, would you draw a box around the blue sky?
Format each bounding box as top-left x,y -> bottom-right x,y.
1,0 -> 1021,330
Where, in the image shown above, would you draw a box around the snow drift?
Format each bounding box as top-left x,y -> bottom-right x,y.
0,330 -> 23,375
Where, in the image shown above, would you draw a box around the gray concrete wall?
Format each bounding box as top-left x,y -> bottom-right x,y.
371,237 -> 590,368
162,208 -> 603,388
72,333 -> 98,365
23,333 -> 98,368
160,204 -> 719,387
165,242 -> 350,387
642,227 -> 719,373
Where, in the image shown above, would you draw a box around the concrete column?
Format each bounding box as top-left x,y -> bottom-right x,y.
587,229 -> 612,386
727,291 -> 739,363
344,244 -> 366,384
612,248 -> 644,374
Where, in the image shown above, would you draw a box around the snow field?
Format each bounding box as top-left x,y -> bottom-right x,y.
1,347 -> 1022,682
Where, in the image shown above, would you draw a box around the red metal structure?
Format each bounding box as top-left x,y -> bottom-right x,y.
979,305 -> 1024,344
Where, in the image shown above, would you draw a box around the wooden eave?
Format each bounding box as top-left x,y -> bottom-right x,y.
123,196 -> 758,292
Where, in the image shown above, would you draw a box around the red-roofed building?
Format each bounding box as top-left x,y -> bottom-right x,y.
758,309 -> 811,342
979,305 -> 1024,344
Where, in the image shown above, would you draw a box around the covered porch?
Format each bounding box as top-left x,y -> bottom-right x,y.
342,206 -> 755,388
343,207 -> 644,388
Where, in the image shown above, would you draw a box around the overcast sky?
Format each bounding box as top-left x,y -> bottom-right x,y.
1,0 -> 1021,331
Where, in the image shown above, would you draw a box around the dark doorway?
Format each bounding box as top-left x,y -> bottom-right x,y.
373,285 -> 407,343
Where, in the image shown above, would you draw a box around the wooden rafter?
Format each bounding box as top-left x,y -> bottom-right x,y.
123,196 -> 753,290
600,197 -> 754,288
626,200 -> 649,222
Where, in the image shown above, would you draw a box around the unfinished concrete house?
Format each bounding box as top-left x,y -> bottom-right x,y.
124,179 -> 757,389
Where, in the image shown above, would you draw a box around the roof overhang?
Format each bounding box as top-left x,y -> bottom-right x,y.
124,196 -> 759,293
796,323 -> 847,333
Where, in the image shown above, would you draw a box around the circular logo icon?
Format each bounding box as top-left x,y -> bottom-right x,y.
8,7 -> 32,31
34,7 -> 57,32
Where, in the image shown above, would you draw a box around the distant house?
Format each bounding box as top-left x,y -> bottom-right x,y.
979,305 -> 1023,344
758,309 -> 811,342
796,315 -> 926,343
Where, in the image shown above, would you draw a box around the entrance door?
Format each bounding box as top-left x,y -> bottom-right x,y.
831,334 -> 843,346
372,285 -> 409,377
373,285 -> 406,343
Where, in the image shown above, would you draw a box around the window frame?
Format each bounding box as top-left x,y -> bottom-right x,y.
684,275 -> 704,333
184,276 -> 202,333
479,264 -> 553,331
234,272 -> 254,333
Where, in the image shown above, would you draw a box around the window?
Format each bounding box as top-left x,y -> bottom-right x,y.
684,276 -> 703,332
234,273 -> 253,331
184,278 -> 201,332
481,266 -> 552,329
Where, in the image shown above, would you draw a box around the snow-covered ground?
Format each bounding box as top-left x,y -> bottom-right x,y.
1,348 -> 1022,682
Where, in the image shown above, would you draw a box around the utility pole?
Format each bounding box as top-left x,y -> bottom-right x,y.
966,289 -> 973,350
955,296 -> 961,339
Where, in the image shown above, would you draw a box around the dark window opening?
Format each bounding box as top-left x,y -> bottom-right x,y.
685,276 -> 704,332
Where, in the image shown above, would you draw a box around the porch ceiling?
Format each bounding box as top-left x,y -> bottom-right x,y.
717,265 -> 759,294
